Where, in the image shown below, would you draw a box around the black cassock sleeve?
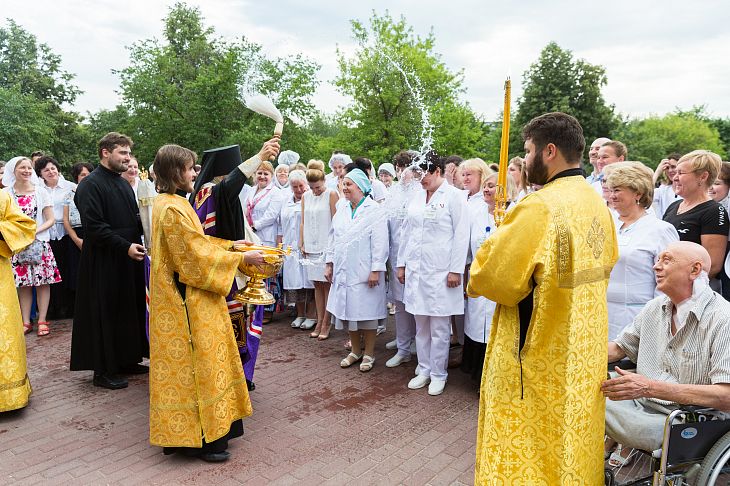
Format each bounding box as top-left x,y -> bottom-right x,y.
211,167 -> 248,241
75,179 -> 132,255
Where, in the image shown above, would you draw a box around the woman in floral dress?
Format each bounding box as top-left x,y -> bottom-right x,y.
2,157 -> 61,336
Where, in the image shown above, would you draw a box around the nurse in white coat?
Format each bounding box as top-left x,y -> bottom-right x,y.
242,160 -> 284,246
384,174 -> 417,368
605,163 -> 679,340
396,154 -> 469,396
462,173 -> 508,386
277,170 -> 316,330
325,169 -> 388,372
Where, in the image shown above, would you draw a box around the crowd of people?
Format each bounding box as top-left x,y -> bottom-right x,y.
1,113 -> 730,476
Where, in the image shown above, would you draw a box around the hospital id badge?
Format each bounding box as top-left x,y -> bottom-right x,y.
424,207 -> 437,220
396,208 -> 407,220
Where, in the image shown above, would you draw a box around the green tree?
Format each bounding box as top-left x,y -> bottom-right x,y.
334,11 -> 489,164
0,87 -> 55,160
614,112 -> 726,168
0,19 -> 89,168
512,42 -> 618,161
118,2 -> 320,163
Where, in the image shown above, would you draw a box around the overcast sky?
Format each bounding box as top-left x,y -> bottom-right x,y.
4,0 -> 730,121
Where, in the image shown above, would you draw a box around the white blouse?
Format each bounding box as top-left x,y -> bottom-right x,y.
607,213 -> 680,340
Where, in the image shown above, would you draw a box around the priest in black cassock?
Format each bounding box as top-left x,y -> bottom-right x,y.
70,132 -> 149,390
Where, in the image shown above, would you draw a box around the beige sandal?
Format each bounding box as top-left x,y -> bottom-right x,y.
359,355 -> 375,372
340,352 -> 362,368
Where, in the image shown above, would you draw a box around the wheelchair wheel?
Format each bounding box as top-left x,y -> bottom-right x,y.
695,430 -> 730,485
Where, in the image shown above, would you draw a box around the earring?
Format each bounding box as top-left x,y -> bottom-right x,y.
636,200 -> 640,205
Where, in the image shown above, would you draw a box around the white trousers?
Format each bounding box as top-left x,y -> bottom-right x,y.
414,314 -> 450,381
394,300 -> 416,357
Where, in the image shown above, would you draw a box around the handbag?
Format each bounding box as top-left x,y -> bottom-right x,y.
16,239 -> 44,265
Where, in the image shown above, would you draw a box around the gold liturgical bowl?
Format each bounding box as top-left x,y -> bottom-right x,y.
231,243 -> 290,305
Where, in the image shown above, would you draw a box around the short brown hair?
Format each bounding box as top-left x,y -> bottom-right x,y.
602,140 -> 628,159
521,112 -> 585,164
98,132 -> 133,159
719,161 -> 730,186
393,150 -> 413,168
153,144 -> 197,194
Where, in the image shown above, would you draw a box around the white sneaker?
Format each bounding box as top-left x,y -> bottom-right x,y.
428,378 -> 446,396
387,302 -> 396,315
300,318 -> 317,330
291,317 -> 305,328
376,326 -> 386,336
408,375 -> 430,390
385,339 -> 397,350
386,353 -> 412,368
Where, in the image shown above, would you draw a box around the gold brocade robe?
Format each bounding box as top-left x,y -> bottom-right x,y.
148,193 -> 252,447
467,175 -> 618,485
0,190 -> 36,412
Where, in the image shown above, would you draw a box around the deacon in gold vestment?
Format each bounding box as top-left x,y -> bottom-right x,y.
148,145 -> 266,460
0,190 -> 36,412
468,113 -> 618,485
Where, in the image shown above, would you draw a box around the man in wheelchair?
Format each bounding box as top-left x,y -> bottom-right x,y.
601,241 -> 730,467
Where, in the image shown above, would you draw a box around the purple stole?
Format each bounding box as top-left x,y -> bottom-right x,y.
193,187 -> 262,381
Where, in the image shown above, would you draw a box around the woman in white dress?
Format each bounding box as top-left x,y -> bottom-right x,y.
242,160 -> 285,319
605,163 -> 679,340
396,153 -> 469,396
277,170 -> 316,330
461,171 -> 514,385
36,155 -> 77,320
449,158 -> 491,355
301,160 -> 339,337
325,169 -> 388,372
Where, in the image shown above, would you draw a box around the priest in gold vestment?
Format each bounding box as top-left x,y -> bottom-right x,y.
0,189 -> 36,412
468,113 -> 618,485
148,144 -> 267,462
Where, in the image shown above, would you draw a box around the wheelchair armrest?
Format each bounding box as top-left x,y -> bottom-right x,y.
678,405 -> 718,414
608,358 -> 636,371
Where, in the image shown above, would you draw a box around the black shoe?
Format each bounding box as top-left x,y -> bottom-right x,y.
199,451 -> 230,463
120,363 -> 149,374
246,379 -> 255,391
93,373 -> 128,390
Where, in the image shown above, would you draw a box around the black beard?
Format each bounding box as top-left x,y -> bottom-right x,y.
526,151 -> 549,185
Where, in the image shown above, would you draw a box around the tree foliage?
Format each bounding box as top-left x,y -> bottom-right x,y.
0,19 -> 90,168
334,11 -> 489,164
117,2 -> 320,164
614,111 -> 726,168
512,42 -> 618,160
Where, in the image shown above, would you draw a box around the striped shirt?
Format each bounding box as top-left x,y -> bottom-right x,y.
615,286 -> 730,407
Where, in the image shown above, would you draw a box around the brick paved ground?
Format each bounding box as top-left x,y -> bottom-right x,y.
0,315 -> 478,485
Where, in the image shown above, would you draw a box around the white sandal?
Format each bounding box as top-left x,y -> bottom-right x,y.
359,355 -> 375,372
340,353 -> 362,368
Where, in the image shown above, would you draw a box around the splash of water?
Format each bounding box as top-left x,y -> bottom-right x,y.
297,39 -> 439,266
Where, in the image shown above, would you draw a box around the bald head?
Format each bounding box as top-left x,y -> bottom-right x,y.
666,241 -> 711,272
589,137 -> 612,168
654,241 -> 710,303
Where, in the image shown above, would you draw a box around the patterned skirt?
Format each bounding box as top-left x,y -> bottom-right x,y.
11,241 -> 62,287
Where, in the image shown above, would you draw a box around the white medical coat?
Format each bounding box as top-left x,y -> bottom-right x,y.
397,180 -> 469,317
325,197 -> 388,321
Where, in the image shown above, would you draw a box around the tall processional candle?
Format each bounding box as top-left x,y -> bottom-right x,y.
494,78 -> 511,227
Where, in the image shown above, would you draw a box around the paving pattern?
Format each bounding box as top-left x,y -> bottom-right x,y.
1,316 -> 479,485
